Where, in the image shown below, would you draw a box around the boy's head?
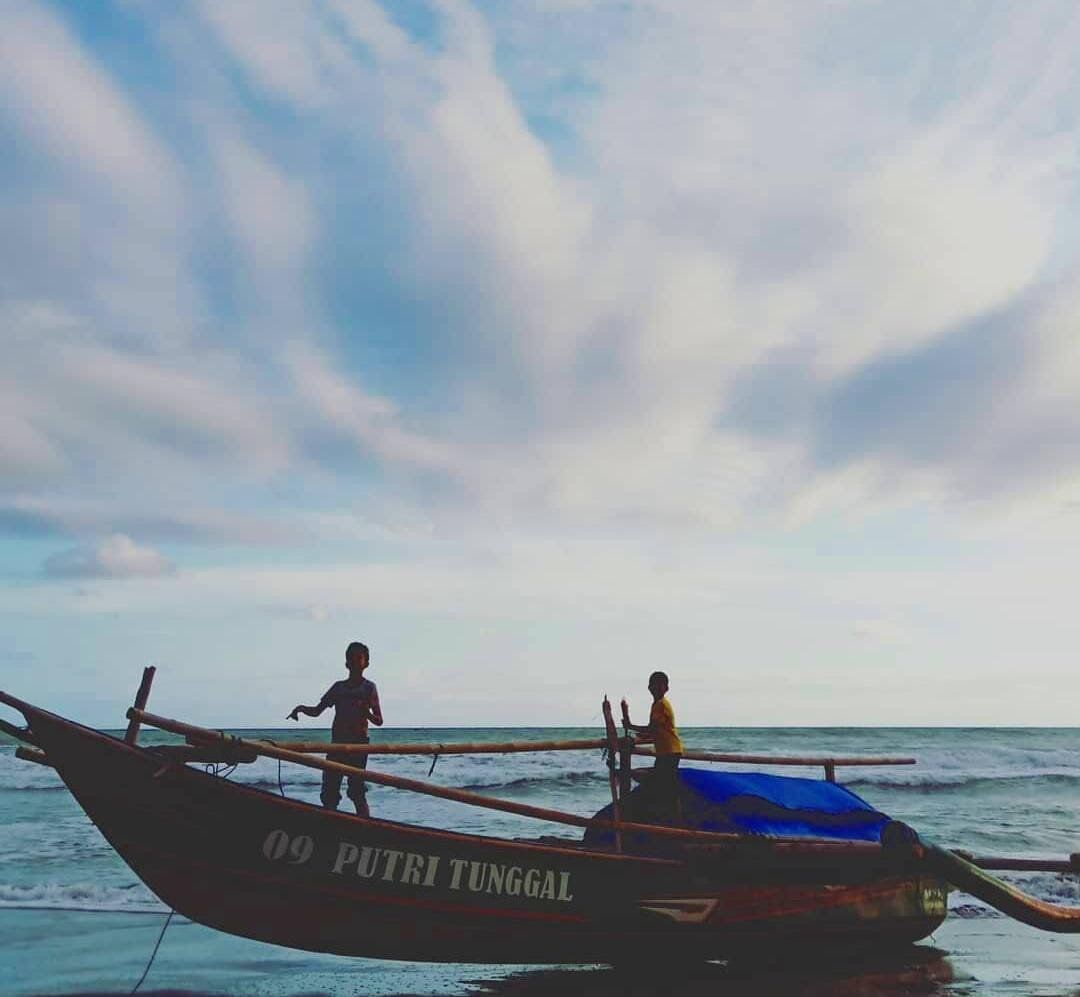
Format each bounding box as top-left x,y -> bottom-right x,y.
345,641 -> 370,675
648,671 -> 669,699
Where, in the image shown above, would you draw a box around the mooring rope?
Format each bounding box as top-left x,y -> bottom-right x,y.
130,908 -> 174,994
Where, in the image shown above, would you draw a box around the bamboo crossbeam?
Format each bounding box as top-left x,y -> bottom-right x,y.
632,746 -> 916,768
129,707 -> 880,852
259,737 -> 608,756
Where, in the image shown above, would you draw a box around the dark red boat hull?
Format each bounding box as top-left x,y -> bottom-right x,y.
10,699 -> 948,963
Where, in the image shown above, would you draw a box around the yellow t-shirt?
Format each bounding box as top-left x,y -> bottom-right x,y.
649,697 -> 683,756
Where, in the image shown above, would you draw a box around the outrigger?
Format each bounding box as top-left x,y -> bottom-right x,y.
1,669 -> 1078,964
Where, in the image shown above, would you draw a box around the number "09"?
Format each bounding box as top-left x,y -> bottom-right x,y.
262,829 -> 314,865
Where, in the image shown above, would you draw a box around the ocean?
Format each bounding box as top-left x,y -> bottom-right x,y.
2,725 -> 1079,995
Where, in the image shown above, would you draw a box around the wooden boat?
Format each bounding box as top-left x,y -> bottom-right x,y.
1,672 -> 1077,965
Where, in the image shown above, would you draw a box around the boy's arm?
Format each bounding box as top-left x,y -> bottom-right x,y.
288,685 -> 335,721
620,698 -> 655,737
368,686 -> 383,727
286,703 -> 325,721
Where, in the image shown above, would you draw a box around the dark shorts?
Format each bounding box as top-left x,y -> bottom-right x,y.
321,737 -> 369,807
651,753 -> 682,813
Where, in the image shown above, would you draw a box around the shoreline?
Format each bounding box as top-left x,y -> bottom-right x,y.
3,908 -> 1079,996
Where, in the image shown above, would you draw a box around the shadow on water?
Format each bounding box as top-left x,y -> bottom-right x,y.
23,950 -> 963,997
467,945 -> 963,997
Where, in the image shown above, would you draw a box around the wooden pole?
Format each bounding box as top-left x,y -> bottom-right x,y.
601,697 -> 623,853
261,737 -> 608,756
260,742 -> 913,768
618,734 -> 633,801
924,843 -> 1080,932
124,667 -> 156,745
953,851 -> 1080,874
632,746 -> 915,769
128,707 -> 828,848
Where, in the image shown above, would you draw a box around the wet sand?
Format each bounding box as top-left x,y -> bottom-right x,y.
3,909 -> 1079,996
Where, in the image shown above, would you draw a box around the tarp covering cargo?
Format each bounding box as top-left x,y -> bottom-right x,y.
585,767 -> 889,849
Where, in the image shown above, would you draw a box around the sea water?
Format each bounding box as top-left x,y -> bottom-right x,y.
1,726 -> 1079,994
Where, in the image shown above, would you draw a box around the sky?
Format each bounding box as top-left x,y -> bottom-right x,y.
2,1 -> 1080,728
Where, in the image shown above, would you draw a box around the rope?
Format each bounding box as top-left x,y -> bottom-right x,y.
259,738 -> 288,797
130,909 -> 174,994
427,752 -> 440,777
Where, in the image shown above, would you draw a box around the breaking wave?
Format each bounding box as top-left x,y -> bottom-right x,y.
456,770 -> 607,793
844,771 -> 1080,793
0,881 -> 166,913
0,749 -> 64,792
233,764 -> 608,795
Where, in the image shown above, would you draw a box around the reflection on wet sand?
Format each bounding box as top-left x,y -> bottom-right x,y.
470,945 -> 958,997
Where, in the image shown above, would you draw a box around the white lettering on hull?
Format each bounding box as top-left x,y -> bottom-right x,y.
262,830 -> 573,902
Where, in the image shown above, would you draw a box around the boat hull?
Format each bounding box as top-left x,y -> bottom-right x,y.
19,703 -> 947,963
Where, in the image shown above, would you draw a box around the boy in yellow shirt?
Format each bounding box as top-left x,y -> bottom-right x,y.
621,671 -> 683,818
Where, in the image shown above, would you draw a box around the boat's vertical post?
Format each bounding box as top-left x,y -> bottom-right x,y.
618,731 -> 633,802
824,761 -> 836,783
124,667 -> 157,745
601,697 -> 623,853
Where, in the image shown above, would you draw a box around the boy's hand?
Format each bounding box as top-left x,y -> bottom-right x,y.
287,707 -> 301,721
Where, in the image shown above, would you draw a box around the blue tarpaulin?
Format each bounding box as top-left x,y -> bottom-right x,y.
677,768 -> 889,841
585,767 -> 890,848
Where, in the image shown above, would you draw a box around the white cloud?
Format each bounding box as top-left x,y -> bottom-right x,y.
43,534 -> 175,580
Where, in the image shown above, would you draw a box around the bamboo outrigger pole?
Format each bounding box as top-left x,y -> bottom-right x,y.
265,738 -> 608,755
263,740 -> 915,775
632,745 -> 915,781
923,842 -> 1080,933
